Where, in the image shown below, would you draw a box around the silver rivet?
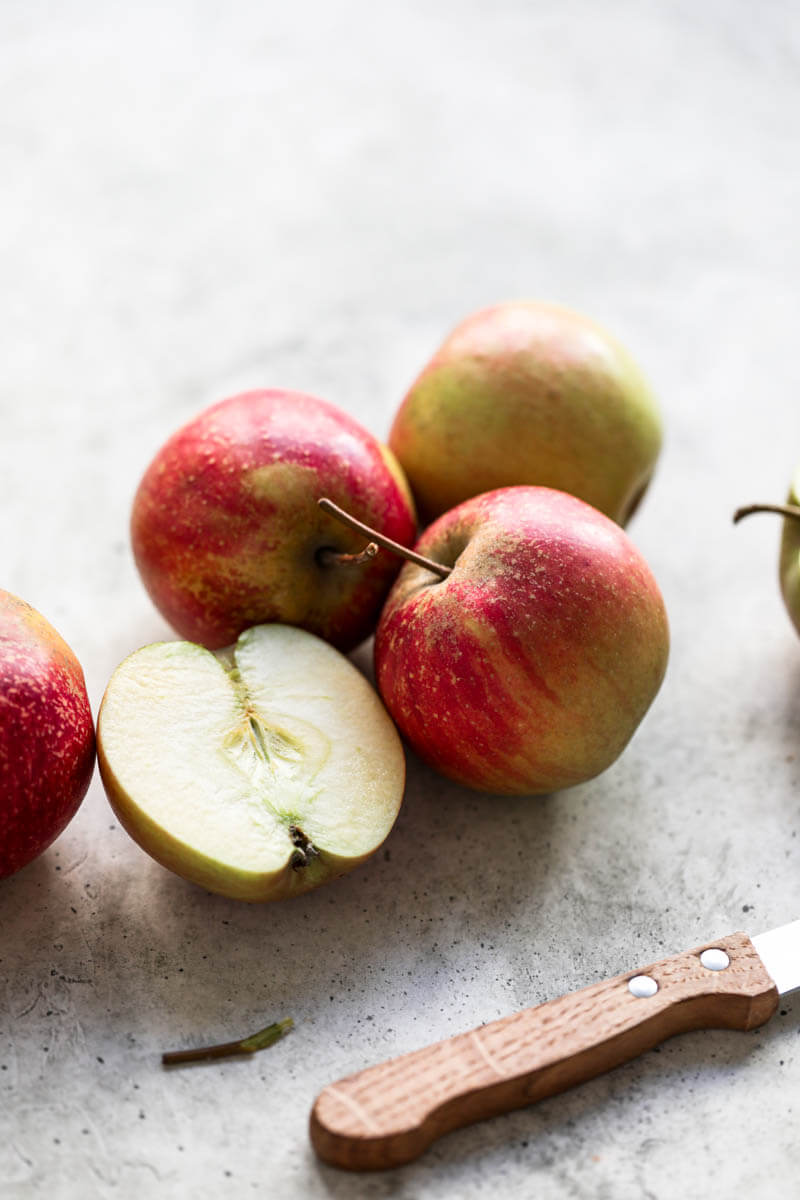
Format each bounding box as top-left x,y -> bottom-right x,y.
628,975 -> 659,998
700,948 -> 730,971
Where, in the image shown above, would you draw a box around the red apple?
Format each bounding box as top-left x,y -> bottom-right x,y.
374,487 -> 668,795
131,390 -> 417,651
0,590 -> 95,877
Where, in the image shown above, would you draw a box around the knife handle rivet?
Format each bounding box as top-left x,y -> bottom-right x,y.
699,948 -> 731,971
628,975 -> 659,998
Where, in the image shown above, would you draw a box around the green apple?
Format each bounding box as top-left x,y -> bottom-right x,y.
389,301 -> 662,526
734,468 -> 800,636
96,624 -> 405,901
781,472 -> 800,635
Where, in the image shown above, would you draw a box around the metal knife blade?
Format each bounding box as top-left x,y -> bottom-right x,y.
752,919 -> 800,996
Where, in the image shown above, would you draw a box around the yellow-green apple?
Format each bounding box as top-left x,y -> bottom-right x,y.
389,301 -> 662,526
0,590 -> 95,877
734,467 -> 800,636
96,624 -> 405,901
131,390 -> 417,651
780,472 -> 800,635
374,487 -> 669,795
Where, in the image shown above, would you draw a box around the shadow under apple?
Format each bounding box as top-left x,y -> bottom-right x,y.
1,712 -> 705,1185
68,753 -> 562,1042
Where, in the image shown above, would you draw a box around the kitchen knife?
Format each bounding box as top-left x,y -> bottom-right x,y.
310,922 -> 799,1171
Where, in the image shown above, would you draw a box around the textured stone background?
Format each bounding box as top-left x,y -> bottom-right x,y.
2,2 -> 800,1196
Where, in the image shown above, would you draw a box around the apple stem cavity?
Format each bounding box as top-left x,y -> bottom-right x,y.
316,541 -> 380,568
162,1016 -> 294,1067
733,503 -> 800,525
318,497 -> 452,580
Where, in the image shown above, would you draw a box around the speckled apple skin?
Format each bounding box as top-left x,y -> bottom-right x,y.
131,390 -> 417,651
0,590 -> 96,877
374,487 -> 669,795
389,301 -> 662,526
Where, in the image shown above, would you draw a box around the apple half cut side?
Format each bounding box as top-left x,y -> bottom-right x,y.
96,624 -> 405,901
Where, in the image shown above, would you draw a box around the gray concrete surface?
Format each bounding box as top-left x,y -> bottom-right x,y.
2,1 -> 800,1196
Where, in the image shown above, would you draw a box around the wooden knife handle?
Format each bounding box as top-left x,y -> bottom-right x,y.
310,931 -> 778,1171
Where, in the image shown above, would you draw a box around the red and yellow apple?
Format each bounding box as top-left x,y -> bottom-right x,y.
374,487 -> 669,795
0,589 -> 95,877
131,390 -> 417,651
389,301 -> 662,526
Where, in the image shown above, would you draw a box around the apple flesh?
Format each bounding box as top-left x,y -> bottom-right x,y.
0,590 -> 95,878
389,301 -> 662,526
96,624 -> 405,901
131,389 -> 417,652
374,487 -> 669,795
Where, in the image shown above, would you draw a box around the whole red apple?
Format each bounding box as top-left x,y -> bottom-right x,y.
131,390 -> 417,651
374,487 -> 668,795
0,590 -> 95,877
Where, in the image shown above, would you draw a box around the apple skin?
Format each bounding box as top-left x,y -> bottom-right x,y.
131,390 -> 417,652
0,590 -> 96,877
779,468 -> 800,636
388,301 -> 662,526
374,487 -> 669,795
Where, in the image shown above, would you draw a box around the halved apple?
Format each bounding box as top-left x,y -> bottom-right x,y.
96,624 -> 405,901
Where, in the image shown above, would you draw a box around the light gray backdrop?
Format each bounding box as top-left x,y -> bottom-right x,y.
2,2 -> 799,1197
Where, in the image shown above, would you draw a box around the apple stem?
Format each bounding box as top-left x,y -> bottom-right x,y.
318,498 -> 452,580
162,1017 -> 294,1066
733,503 -> 800,525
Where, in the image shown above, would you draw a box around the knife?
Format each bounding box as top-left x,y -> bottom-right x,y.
310,922 -> 799,1171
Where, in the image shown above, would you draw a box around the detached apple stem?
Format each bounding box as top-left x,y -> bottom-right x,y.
162,1016 -> 294,1067
733,503 -> 800,525
318,498 -> 451,580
